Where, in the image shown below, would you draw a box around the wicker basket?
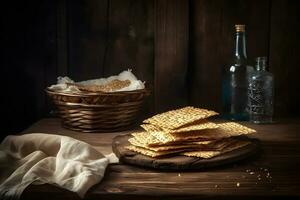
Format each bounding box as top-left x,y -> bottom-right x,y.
46,88 -> 150,132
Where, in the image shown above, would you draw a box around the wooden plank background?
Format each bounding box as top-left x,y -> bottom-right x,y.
2,0 -> 300,137
154,0 -> 189,112
189,0 -> 270,112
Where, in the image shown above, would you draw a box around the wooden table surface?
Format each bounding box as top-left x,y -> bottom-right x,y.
19,118 -> 300,200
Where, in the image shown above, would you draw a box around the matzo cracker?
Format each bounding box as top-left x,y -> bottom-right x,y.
143,106 -> 218,130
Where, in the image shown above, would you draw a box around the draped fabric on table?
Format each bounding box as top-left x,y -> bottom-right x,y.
0,133 -> 118,199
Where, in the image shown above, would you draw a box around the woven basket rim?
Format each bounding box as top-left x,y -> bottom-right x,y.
53,99 -> 144,108
45,87 -> 150,97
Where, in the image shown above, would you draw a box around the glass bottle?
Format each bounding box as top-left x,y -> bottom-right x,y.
221,25 -> 254,121
248,57 -> 274,123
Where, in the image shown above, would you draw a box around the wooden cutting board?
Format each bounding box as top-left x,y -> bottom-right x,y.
112,134 -> 260,170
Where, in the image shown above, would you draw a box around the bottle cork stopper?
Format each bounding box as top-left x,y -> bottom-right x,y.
235,24 -> 245,32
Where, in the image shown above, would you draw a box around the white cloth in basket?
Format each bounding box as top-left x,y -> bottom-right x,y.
0,133 -> 118,199
49,69 -> 145,93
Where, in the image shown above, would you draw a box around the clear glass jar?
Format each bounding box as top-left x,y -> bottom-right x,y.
248,57 -> 274,123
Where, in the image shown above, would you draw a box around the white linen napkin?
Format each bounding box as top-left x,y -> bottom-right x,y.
49,69 -> 145,93
0,133 -> 118,199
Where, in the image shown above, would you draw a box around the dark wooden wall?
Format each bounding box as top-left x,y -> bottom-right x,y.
189,0 -> 300,118
2,0 -> 300,136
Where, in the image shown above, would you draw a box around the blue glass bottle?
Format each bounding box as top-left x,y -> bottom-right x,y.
248,57 -> 274,123
222,25 -> 254,121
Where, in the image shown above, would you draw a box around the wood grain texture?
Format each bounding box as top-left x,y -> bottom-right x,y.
3,0 -> 300,138
103,0 -> 154,80
18,118 -> 300,199
269,0 -> 300,117
154,0 -> 189,112
189,0 -> 270,112
188,0 -> 223,111
103,0 -> 155,119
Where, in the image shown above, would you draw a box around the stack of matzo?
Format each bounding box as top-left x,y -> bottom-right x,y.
126,106 -> 256,159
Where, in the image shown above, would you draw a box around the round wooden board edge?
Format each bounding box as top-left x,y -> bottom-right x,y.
112,133 -> 261,171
